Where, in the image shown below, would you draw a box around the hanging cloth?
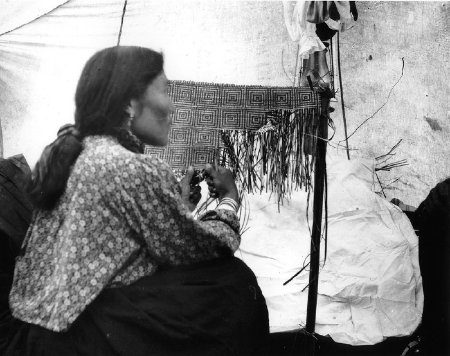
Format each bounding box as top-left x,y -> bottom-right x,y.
282,1 -> 326,60
306,1 -> 333,24
306,1 -> 356,32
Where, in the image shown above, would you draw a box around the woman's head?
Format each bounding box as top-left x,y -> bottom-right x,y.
128,71 -> 174,146
29,46 -> 172,210
75,46 -> 169,144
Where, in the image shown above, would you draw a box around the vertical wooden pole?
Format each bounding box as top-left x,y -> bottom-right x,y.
305,95 -> 329,356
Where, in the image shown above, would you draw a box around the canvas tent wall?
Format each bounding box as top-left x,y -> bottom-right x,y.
1,1 -> 449,208
0,0 -> 301,168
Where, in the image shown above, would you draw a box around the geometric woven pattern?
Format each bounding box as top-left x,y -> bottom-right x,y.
145,80 -> 321,169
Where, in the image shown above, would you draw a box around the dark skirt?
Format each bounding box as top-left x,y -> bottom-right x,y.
4,257 -> 269,356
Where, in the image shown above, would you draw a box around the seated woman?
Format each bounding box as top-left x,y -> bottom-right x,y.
5,46 -> 268,355
0,155 -> 33,352
409,178 -> 450,356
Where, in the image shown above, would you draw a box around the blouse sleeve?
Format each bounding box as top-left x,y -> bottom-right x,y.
104,154 -> 240,266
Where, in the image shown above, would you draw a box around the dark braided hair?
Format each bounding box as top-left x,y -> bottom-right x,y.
28,46 -> 164,210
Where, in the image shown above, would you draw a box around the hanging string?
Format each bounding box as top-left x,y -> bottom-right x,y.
337,32 -> 351,160
342,57 -> 405,143
117,0 -> 128,46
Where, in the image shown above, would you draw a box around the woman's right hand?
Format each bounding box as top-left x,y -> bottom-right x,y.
204,164 -> 239,202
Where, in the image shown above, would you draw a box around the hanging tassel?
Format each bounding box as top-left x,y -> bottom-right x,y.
220,109 -> 320,207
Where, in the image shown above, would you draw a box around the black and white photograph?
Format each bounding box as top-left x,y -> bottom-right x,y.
0,1 -> 448,355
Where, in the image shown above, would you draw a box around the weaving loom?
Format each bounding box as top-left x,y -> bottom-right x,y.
146,81 -> 330,352
145,80 -> 323,200
159,83 -> 423,347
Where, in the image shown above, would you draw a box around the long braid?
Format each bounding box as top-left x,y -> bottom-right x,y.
28,126 -> 83,210
111,126 -> 145,154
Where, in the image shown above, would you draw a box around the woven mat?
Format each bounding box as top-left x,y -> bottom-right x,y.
145,80 -> 321,170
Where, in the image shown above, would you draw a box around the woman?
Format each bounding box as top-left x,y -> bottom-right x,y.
410,178 -> 450,356
5,46 -> 268,355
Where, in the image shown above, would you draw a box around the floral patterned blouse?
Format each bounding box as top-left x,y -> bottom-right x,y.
9,136 -> 240,332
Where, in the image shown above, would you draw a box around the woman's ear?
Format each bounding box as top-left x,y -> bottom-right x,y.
126,99 -> 140,118
126,102 -> 134,118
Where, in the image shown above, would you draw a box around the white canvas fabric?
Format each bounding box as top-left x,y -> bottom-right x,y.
237,154 -> 423,345
0,0 -> 126,163
0,0 -> 68,35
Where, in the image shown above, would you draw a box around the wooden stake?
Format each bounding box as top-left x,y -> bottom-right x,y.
305,95 -> 329,356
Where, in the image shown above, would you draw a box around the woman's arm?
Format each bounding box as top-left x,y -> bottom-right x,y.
106,155 -> 240,266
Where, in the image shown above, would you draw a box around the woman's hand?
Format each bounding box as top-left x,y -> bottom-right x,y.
204,164 -> 239,202
390,198 -> 416,212
180,167 -> 202,212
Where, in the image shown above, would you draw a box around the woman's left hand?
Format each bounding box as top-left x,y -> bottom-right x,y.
180,167 -> 202,212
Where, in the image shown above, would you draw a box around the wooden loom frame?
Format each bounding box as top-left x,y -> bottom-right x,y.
148,81 -> 331,355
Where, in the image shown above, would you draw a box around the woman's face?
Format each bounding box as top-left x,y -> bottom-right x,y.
130,72 -> 174,146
